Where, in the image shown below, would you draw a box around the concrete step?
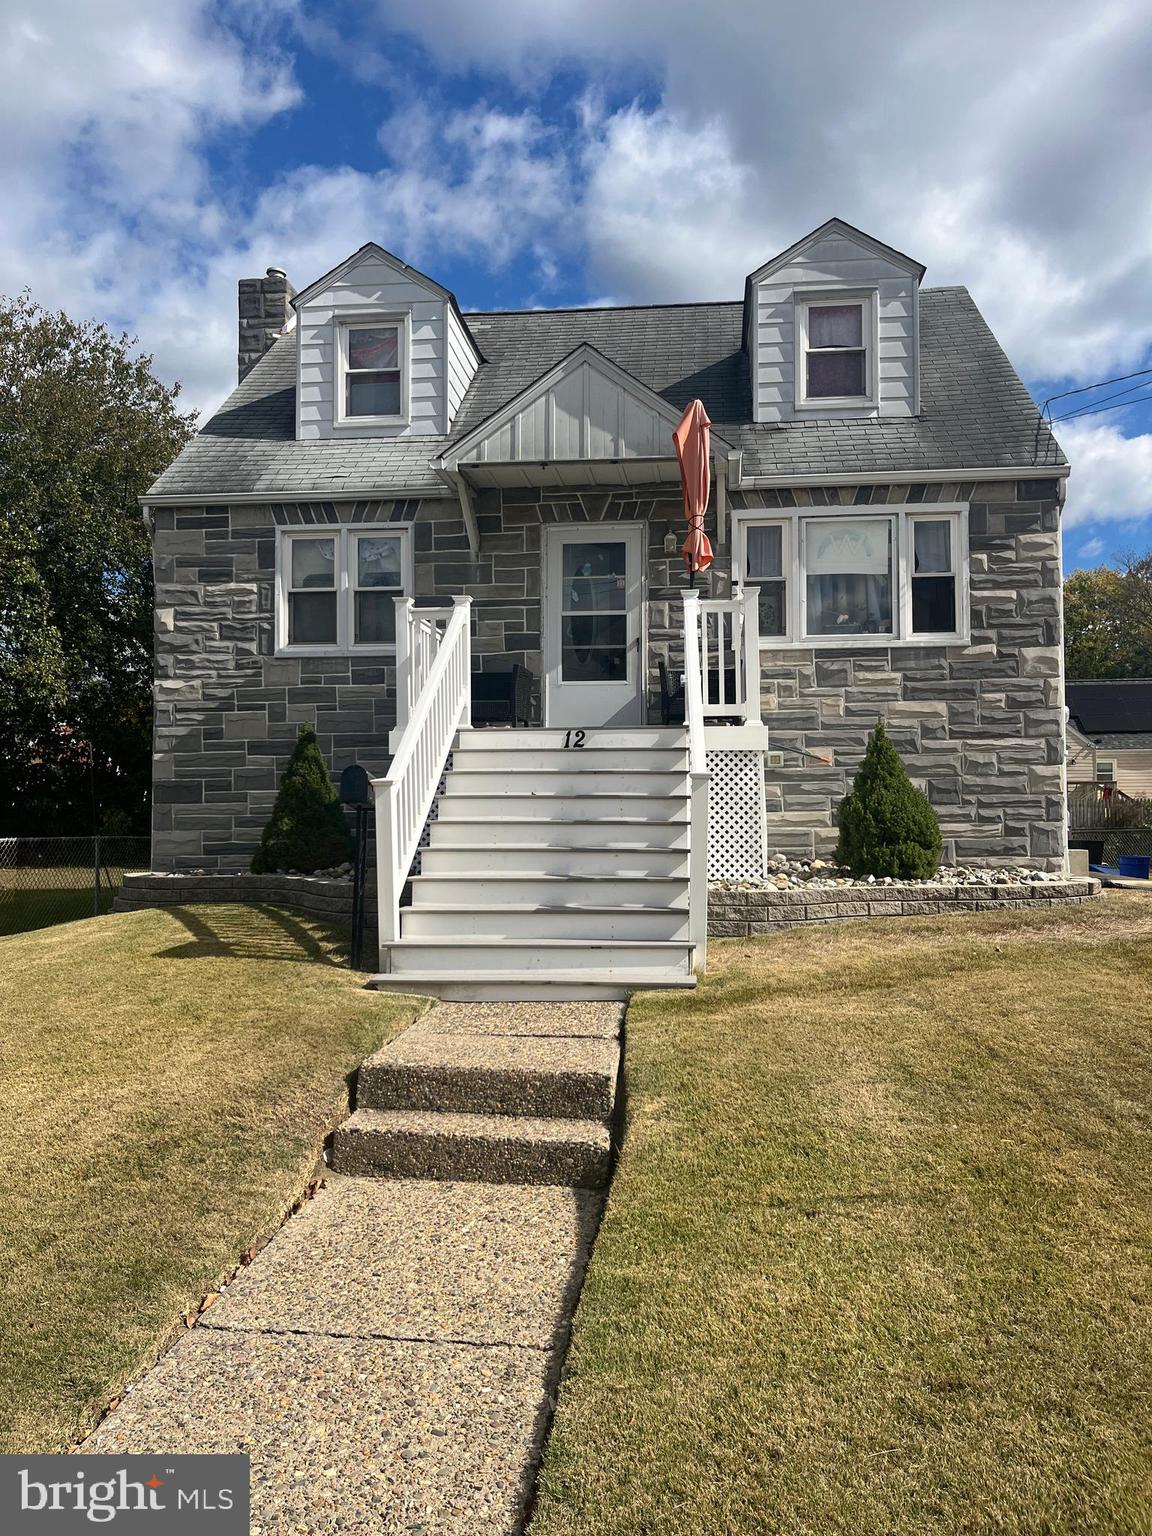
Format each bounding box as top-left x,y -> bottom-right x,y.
418,845 -> 692,878
410,873 -> 690,906
356,1032 -> 619,1119
382,937 -> 695,975
450,747 -> 689,773
330,1107 -> 612,1187
401,904 -> 691,941
366,972 -> 695,1001
426,819 -> 691,850
443,769 -> 689,797
436,794 -> 689,822
458,727 -> 685,751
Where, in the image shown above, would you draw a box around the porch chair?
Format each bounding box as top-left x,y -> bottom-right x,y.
470,664 -> 534,727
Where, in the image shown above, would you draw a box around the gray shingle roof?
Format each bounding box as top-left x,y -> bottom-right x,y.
145,286 -> 1064,501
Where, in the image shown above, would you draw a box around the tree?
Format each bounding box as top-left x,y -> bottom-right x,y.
0,294 -> 196,834
835,720 -> 943,879
251,727 -> 354,874
1064,551 -> 1152,679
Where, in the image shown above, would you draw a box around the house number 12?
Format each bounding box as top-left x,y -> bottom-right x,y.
562,730 -> 587,749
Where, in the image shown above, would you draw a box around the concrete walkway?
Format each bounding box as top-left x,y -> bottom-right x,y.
84,1001 -> 622,1535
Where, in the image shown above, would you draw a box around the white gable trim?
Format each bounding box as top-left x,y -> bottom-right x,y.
292,242 -> 452,310
437,344 -> 735,469
745,218 -> 926,289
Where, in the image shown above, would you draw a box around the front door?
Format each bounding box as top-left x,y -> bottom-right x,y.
543,525 -> 645,727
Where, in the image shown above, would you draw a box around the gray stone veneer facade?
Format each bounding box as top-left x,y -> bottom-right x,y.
150,477 -> 1066,873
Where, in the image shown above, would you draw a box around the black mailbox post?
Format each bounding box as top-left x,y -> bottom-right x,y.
339,765 -> 372,971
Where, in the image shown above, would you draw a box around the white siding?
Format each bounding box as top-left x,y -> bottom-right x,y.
446,304 -> 480,425
297,254 -> 449,440
751,231 -> 919,424
467,358 -> 673,462
1115,750 -> 1152,797
1066,730 -> 1096,784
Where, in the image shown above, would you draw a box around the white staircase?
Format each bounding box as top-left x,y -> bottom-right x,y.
371,727 -> 698,1000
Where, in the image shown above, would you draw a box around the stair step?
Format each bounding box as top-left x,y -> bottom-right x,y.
451,748 -> 689,773
418,846 -> 692,877
356,1033 -> 619,1119
401,905 -> 691,941
458,727 -> 685,751
443,770 -> 688,796
436,795 -> 689,822
410,874 -> 689,906
382,938 -> 695,975
427,819 -> 690,849
330,1107 -> 612,1188
366,972 -> 696,1001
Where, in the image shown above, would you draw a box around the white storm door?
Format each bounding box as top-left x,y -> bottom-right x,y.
543,525 -> 645,727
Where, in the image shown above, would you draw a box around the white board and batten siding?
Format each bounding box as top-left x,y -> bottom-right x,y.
296,251 -> 479,441
750,228 -> 920,424
464,356 -> 673,463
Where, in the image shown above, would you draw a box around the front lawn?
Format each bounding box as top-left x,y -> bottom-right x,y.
0,904 -> 418,1454
533,894 -> 1152,1535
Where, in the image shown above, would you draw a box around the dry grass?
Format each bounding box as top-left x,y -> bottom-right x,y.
533,894 -> 1152,1536
0,904 -> 419,1453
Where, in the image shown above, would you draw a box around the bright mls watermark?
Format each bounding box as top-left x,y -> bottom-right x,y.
1,1456 -> 249,1531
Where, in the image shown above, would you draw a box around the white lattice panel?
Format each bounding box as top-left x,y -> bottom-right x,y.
706,749 -> 766,880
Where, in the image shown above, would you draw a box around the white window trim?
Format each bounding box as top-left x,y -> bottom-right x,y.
275,524 -> 413,656
1097,758 -> 1117,783
794,289 -> 878,411
334,313 -> 410,428
735,504 -> 970,649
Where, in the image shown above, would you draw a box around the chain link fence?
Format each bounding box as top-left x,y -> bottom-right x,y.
1069,827 -> 1152,868
0,837 -> 152,937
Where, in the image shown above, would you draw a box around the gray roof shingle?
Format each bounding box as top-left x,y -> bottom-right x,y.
145,286 -> 1064,501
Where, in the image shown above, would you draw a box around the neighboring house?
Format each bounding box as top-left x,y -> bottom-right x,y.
143,217 -> 1069,992
1066,680 -> 1152,797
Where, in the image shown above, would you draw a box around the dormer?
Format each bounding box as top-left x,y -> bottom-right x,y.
291,243 -> 483,442
742,218 -> 925,424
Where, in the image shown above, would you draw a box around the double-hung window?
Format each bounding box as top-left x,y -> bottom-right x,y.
798,294 -> 874,406
739,506 -> 967,646
278,526 -> 410,653
337,318 -> 407,424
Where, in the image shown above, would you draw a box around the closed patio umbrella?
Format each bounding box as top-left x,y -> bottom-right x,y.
673,398 -> 714,583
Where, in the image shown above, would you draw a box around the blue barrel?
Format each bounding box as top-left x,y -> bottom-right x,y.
1118,855 -> 1151,880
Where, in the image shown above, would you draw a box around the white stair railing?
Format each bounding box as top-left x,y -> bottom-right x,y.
374,596 -> 472,964
681,590 -> 710,969
693,588 -> 763,723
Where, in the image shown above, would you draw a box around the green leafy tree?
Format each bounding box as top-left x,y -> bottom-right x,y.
835,720 -> 943,879
1064,551 -> 1152,679
0,294 -> 196,834
252,727 -> 354,874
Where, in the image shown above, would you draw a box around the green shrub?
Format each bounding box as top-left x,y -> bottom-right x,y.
835,720 -> 943,879
251,726 -> 353,874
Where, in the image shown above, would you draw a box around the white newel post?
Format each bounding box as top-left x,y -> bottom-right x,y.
453,594 -> 473,728
375,777 -> 400,957
741,585 -> 762,725
394,597 -> 415,731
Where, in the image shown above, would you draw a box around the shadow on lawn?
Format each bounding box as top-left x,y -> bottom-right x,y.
155,904 -> 349,966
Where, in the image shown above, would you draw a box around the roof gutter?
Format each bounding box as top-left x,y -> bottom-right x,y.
736,464 -> 1069,489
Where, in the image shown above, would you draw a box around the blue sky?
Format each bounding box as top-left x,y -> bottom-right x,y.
2,0 -> 1151,569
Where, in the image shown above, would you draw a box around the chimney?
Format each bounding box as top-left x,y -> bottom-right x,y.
237,266 -> 295,381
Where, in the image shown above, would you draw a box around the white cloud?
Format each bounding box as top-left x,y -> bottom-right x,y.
1058,420 -> 1152,526
1077,536 -> 1106,562
371,0 -> 1152,383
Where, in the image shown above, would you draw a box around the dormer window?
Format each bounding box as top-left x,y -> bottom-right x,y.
795,291 -> 876,409
336,317 -> 408,426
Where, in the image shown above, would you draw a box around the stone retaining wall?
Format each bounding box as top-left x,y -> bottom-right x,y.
115,871 -> 372,929
708,878 -> 1100,935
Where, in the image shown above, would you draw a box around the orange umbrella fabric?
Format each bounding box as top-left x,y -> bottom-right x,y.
673,399 -> 714,574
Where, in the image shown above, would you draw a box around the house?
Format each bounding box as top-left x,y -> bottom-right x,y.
143,217 -> 1069,995
1066,680 -> 1152,797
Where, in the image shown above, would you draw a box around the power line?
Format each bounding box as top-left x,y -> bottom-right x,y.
1050,379 -> 1152,424
1040,365 -> 1152,420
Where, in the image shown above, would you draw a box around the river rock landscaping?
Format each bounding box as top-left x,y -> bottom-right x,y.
713,856 -> 1077,892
